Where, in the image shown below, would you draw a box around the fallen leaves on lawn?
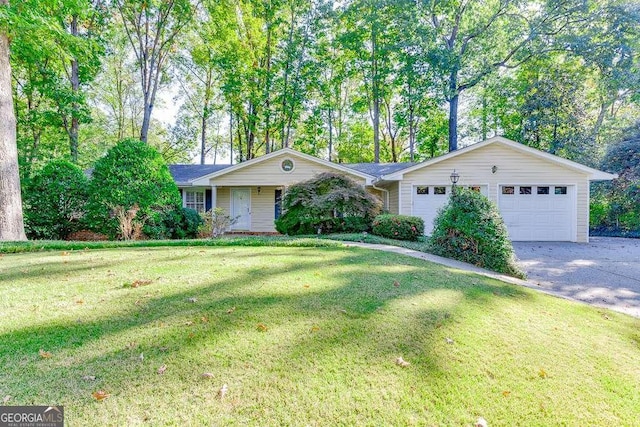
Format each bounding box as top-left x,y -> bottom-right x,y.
395,357 -> 410,368
217,384 -> 228,400
82,375 -> 97,381
61,251 -> 70,256
256,323 -> 268,332
201,373 -> 214,379
475,417 -> 488,427
310,325 -> 320,332
502,390 -> 511,397
187,297 -> 198,303
3,396 -> 11,403
39,349 -> 52,359
393,280 -> 400,287
75,299 -> 84,304
157,364 -> 167,375
226,307 -> 236,314
303,284 -> 310,288
200,316 -> 209,323
185,321 -> 195,326
126,342 -> 137,349
445,337 -> 454,344
538,368 -> 548,379
92,390 -> 110,401
131,279 -> 152,288
139,353 -> 144,362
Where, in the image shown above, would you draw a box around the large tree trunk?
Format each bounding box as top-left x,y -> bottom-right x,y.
448,70 -> 459,152
0,3 -> 27,241
372,25 -> 380,163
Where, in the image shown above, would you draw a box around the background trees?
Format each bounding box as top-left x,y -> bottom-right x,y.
2,0 -> 640,239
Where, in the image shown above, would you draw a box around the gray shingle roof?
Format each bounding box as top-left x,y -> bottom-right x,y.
169,164 -> 231,184
344,162 -> 415,177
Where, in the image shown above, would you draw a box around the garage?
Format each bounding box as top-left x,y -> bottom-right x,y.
498,184 -> 574,241
413,185 -> 488,234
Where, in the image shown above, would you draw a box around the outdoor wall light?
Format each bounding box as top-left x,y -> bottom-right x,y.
492,165 -> 498,174
257,186 -> 261,194
450,170 -> 460,185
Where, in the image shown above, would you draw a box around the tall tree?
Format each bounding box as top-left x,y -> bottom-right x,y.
0,0 -> 27,240
114,0 -> 194,143
420,0 -> 588,151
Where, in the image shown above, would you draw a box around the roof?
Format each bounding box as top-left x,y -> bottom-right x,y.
169,164 -> 231,185
344,162 -> 415,176
380,136 -> 618,181
189,148 -> 377,186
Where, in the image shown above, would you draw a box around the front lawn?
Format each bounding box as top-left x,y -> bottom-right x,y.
1,245 -> 638,425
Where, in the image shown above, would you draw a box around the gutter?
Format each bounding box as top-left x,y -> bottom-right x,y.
372,179 -> 390,211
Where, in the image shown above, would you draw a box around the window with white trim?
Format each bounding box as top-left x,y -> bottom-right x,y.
185,190 -> 205,213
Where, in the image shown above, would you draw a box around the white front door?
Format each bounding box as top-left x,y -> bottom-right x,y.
498,185 -> 574,241
231,188 -> 251,230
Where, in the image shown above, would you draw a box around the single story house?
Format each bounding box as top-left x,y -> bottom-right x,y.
170,136 -> 617,242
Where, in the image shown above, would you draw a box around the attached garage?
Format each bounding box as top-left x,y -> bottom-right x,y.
377,137 -> 617,243
498,184 -> 574,241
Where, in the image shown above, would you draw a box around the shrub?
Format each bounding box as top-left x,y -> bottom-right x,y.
371,214 -> 424,241
23,159 -> 89,240
275,172 -> 382,235
198,208 -> 237,238
85,138 -> 182,239
429,188 -> 524,278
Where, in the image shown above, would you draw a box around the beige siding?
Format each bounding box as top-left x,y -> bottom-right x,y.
216,187 -> 230,213
401,143 -> 591,242
211,156 -> 366,186
385,182 -> 399,214
250,186 -> 278,232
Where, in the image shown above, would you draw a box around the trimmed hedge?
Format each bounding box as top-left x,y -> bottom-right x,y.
23,160 -> 89,240
371,214 -> 424,241
85,138 -> 182,239
428,188 -> 524,278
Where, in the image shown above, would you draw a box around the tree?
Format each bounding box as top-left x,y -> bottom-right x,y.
0,0 -> 27,241
114,0 -> 194,143
420,0 -> 588,151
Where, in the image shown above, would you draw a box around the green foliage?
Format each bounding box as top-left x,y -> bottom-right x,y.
591,126 -> 640,234
429,188 -> 524,278
22,159 -> 89,240
275,172 -> 382,235
371,214 -> 424,241
85,138 -> 182,239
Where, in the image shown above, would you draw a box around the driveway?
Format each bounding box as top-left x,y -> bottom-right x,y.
513,237 -> 640,318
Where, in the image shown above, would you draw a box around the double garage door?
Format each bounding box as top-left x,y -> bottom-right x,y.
412,184 -> 575,241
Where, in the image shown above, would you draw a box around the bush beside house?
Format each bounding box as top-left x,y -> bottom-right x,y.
23,160 -> 89,240
84,138 -> 184,239
275,172 -> 382,235
429,188 -> 524,278
371,214 -> 424,241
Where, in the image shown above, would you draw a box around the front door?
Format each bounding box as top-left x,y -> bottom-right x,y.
231,189 -> 251,230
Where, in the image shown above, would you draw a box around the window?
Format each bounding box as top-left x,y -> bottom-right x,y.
185,190 -> 205,213
537,186 -> 549,195
281,159 -> 295,173
416,186 -> 429,195
519,186 -> 532,195
275,189 -> 282,219
502,186 -> 514,195
555,186 -> 567,195
434,187 -> 446,195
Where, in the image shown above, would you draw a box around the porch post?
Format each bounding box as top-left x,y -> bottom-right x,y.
210,185 -> 217,214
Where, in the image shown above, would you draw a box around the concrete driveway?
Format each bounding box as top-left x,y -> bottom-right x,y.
513,237 -> 640,318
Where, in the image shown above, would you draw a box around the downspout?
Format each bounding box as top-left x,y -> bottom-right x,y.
372,179 -> 389,212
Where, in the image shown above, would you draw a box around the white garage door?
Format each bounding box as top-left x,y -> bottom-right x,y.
413,185 -> 488,235
498,185 -> 574,241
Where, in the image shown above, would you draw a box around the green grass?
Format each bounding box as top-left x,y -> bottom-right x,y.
1,245 -> 639,426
